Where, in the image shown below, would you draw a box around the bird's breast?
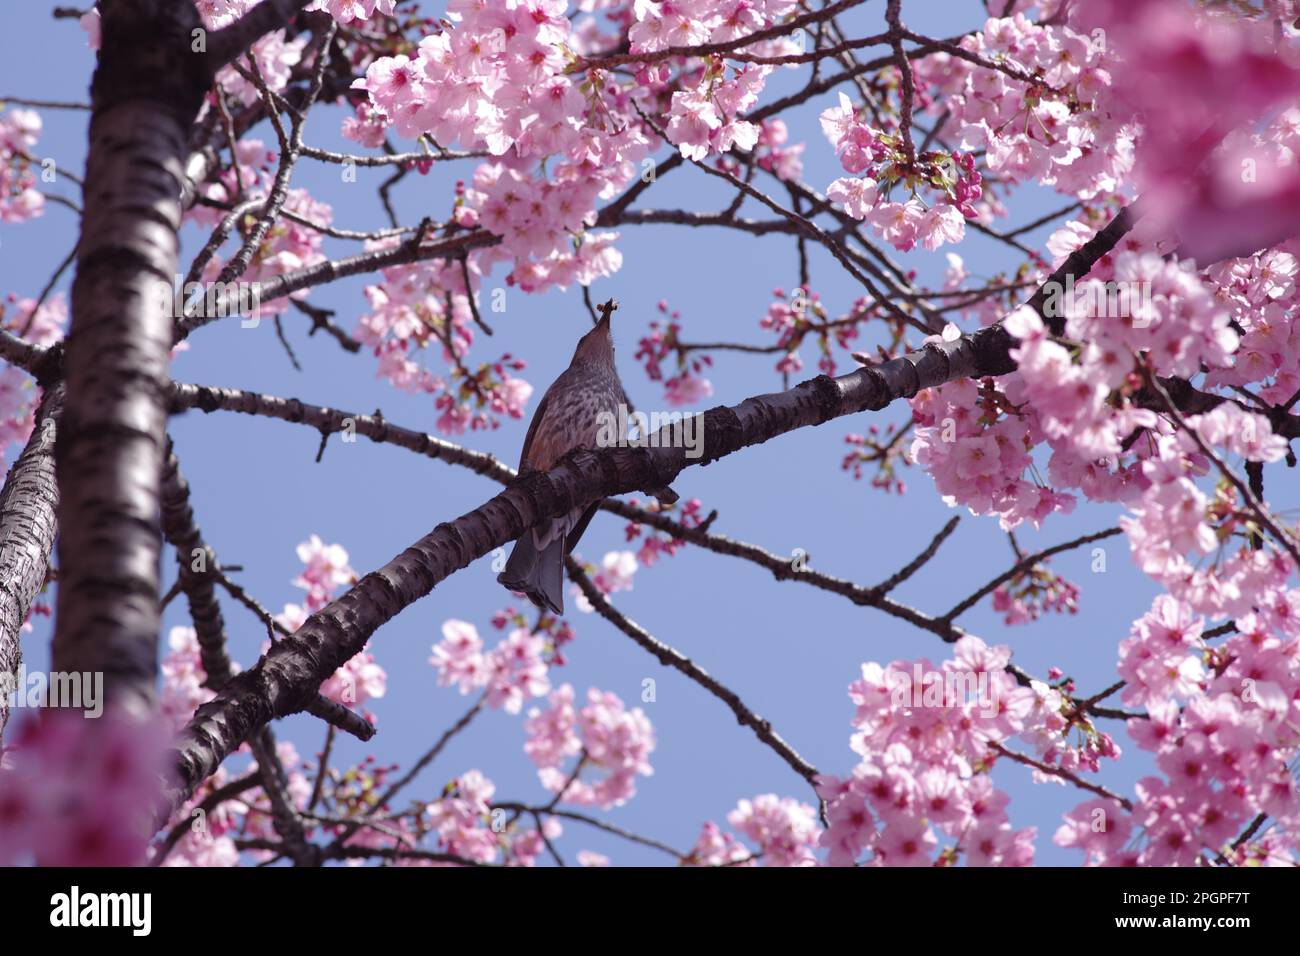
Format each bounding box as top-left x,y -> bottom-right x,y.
525,372 -> 626,472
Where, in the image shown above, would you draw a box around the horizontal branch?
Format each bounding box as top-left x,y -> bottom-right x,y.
169,381 -> 516,482
153,203 -> 1166,816
157,321 -> 1048,824
574,0 -> 869,69
298,143 -> 487,167
0,95 -> 90,110
173,230 -> 492,340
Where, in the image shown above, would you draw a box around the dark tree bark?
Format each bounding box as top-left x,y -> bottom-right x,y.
51,0 -> 212,714
17,0 -> 1287,867
160,442 -> 374,739
51,0 -> 308,715
158,320 -> 1039,821
0,386 -> 62,737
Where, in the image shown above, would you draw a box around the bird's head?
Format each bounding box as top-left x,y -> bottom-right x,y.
572,298 -> 617,365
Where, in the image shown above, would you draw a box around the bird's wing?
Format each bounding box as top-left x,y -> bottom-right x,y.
517,385 -> 553,473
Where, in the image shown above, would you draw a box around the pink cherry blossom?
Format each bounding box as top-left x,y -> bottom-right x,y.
0,108 -> 45,224
524,684 -> 655,808
430,617 -> 552,713
1,711 -> 167,866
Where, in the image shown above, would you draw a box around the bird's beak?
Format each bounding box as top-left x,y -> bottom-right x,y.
596,299 -> 617,329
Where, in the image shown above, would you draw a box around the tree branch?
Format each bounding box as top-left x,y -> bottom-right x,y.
51,0 -> 213,713
160,442 -> 373,740
0,386 -> 61,738
206,0 -> 314,71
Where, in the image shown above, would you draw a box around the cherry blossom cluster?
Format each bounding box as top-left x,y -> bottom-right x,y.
0,107 -> 44,224
1203,246 -> 1300,403
1018,247 -> 1237,394
351,0 -> 808,290
352,1 -> 637,288
418,769 -> 580,866
1120,409 -> 1288,594
523,683 -> 655,808
160,626 -> 218,733
910,239 -> 1261,533
1059,596 -> 1300,865
1070,0 -> 1300,264
687,795 -> 820,866
275,535 -> 387,712
156,766 -> 243,866
306,0 -> 397,25
188,138 -> 334,318
152,535 -> 385,865
0,711 -> 166,866
840,425 -> 909,494
758,286 -> 848,376
911,13 -> 1134,203
569,549 -> 638,612
354,237 -> 533,433
627,0 -> 797,53
815,637 -> 1075,866
219,29 -> 306,108
158,739 -> 315,867
752,118 -> 804,183
664,62 -> 771,162
288,757 -> 585,867
991,558 -> 1079,626
821,93 -> 979,252
628,1 -> 801,162
291,533 -> 357,611
0,292 -> 66,458
622,495 -> 706,566
493,602 -> 575,657
340,98 -> 389,149
634,299 -> 716,406
423,769 -> 509,863
429,616 -> 553,713
909,374 -> 1075,531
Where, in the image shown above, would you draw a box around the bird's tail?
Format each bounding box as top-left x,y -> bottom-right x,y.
498,527 -> 565,615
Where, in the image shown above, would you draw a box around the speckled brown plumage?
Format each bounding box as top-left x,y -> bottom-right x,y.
498,303 -> 628,614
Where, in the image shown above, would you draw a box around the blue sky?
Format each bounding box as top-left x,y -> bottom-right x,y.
1,2 -> 1166,864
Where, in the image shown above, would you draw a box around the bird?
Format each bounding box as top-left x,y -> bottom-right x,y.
497,299 -> 674,615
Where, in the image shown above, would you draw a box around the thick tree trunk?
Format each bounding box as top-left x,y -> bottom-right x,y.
0,386 -> 62,737
51,0 -> 211,714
